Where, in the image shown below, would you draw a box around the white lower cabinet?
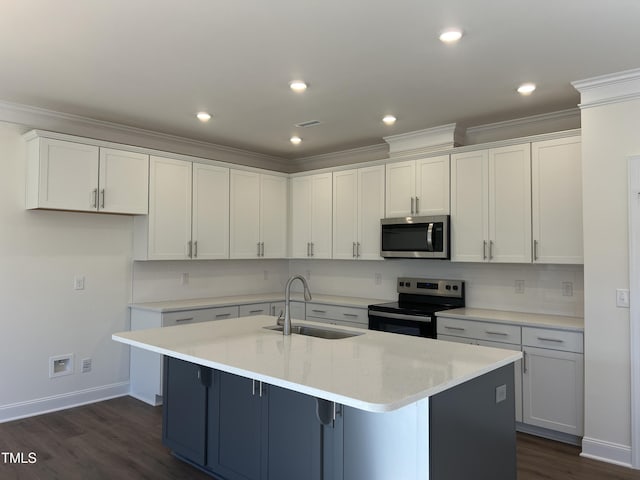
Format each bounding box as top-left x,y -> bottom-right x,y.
438,316 -> 583,439
130,305 -> 239,405
305,303 -> 368,329
522,327 -> 584,436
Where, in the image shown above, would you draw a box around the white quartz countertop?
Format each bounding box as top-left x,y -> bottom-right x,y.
113,316 -> 521,413
436,308 -> 584,331
129,293 -> 388,312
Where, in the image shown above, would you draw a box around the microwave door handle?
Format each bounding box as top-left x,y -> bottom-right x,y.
426,223 -> 434,251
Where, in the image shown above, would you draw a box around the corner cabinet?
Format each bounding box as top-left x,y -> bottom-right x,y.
385,155 -> 450,217
332,165 -> 385,260
531,136 -> 583,264
134,156 -> 230,260
229,170 -> 288,259
291,173 -> 333,259
25,136 -> 149,214
450,144 -> 532,263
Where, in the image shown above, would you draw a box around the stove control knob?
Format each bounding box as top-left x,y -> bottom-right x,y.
452,285 -> 459,291
445,285 -> 451,290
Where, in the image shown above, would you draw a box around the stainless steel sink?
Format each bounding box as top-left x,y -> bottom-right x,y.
264,324 -> 363,340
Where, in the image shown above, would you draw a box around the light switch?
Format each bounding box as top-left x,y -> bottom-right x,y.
495,384 -> 507,403
616,289 -> 630,308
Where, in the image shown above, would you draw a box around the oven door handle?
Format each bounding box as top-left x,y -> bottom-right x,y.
369,310 -> 432,323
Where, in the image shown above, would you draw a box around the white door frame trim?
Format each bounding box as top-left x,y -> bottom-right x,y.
627,156 -> 640,469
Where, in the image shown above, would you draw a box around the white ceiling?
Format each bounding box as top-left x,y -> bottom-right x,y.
1,1 -> 639,160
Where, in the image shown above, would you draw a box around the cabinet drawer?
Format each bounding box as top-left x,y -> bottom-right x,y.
162,306 -> 239,327
305,303 -> 368,326
522,327 -> 583,353
239,303 -> 271,317
438,317 -> 521,345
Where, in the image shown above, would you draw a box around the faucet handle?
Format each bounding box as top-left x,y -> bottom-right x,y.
276,310 -> 284,326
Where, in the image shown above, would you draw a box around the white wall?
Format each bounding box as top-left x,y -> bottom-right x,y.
290,259 -> 583,316
0,122 -> 133,421
578,88 -> 640,465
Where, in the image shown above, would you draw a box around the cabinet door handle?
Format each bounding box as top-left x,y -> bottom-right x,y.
310,242 -> 314,257
215,313 -> 231,319
175,317 -> 194,323
188,240 -> 192,258
307,242 -> 310,257
252,379 -> 256,396
343,313 -> 358,318
357,242 -> 361,257
193,240 -> 198,258
410,197 -> 415,215
523,351 -> 528,374
260,242 -> 265,257
489,240 -> 494,260
311,309 -> 327,314
415,197 -> 420,214
537,336 -> 564,343
483,240 -> 487,260
534,240 -> 539,261
249,309 -> 264,314
485,330 -> 509,336
100,189 -> 105,209
91,188 -> 98,209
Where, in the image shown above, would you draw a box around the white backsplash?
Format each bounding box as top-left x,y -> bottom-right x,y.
133,258 -> 583,317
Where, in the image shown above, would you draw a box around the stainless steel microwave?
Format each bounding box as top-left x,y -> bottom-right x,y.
380,215 -> 450,259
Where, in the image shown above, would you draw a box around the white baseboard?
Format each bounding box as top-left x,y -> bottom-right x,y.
581,436 -> 633,468
0,382 -> 130,423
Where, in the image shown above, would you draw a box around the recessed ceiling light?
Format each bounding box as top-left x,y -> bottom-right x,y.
382,115 -> 397,126
290,135 -> 302,145
196,112 -> 211,122
517,83 -> 536,95
439,29 -> 463,43
289,81 -> 308,93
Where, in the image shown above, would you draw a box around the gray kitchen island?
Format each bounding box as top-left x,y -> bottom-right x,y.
113,315 -> 521,480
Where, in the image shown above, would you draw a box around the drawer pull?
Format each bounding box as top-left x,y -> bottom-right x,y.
485,331 -> 509,336
215,313 -> 231,318
537,337 -> 564,343
343,313 -> 358,318
249,309 -> 265,314
175,317 -> 194,323
445,326 -> 465,331
311,309 -> 327,314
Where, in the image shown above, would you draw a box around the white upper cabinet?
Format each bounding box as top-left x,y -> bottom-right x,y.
291,173 -> 332,258
230,170 -> 287,259
192,163 -> 230,260
135,157 -> 230,260
451,144 -> 532,263
25,137 -> 149,214
531,136 -> 583,264
98,148 -> 149,214
333,165 -> 385,260
385,155 -> 450,217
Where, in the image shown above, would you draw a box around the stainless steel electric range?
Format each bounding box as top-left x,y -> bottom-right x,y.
368,277 -> 465,338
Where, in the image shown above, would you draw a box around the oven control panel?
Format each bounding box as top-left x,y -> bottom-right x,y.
397,277 -> 464,298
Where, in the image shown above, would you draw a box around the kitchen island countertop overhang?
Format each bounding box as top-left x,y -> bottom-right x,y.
112,315 -> 522,413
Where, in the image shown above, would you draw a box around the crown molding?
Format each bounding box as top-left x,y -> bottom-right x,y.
292,143 -> 388,173
0,100 -> 291,172
383,123 -> 465,155
572,68 -> 640,109
465,108 -> 580,136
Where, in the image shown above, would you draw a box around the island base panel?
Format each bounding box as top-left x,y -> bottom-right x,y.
430,364 -> 516,480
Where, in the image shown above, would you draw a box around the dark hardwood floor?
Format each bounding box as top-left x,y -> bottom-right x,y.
0,395 -> 638,480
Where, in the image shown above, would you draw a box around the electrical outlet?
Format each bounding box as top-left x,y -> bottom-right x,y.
562,282 -> 573,297
81,358 -> 92,373
375,273 -> 382,285
616,288 -> 630,308
74,275 -> 85,291
514,280 -> 524,294
495,384 -> 507,403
